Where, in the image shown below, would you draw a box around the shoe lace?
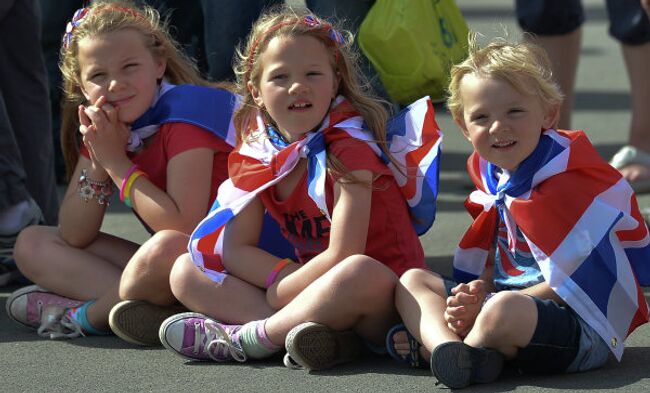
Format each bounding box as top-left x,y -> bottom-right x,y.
193,319 -> 246,362
36,305 -> 85,339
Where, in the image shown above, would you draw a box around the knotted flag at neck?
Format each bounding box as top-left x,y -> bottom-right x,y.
129,81 -> 239,150
454,128 -> 650,360
189,95 -> 442,283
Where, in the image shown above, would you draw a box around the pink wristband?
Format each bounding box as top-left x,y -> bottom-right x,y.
265,258 -> 294,289
119,164 -> 139,202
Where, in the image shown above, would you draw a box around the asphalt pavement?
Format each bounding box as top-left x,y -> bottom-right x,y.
1,1 -> 649,392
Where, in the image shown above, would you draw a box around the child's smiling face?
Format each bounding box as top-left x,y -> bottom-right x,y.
78,28 -> 166,124
457,74 -> 559,172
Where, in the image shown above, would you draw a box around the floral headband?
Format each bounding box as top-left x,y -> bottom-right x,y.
61,6 -> 146,50
247,15 -> 346,73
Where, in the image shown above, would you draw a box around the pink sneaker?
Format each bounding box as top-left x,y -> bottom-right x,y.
5,285 -> 84,329
159,312 -> 247,362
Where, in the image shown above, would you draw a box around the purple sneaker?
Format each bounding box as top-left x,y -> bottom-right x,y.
5,285 -> 84,329
159,312 -> 247,362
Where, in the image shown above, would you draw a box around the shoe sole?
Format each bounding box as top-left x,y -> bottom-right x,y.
285,322 -> 362,371
430,342 -> 503,389
109,300 -> 187,346
5,285 -> 49,329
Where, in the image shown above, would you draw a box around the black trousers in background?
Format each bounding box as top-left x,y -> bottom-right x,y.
0,0 -> 59,225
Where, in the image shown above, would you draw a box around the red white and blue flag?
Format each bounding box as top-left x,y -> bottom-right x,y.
189,96 -> 442,283
454,129 -> 650,360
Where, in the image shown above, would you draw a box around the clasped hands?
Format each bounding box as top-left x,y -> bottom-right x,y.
444,279 -> 491,338
78,95 -> 130,172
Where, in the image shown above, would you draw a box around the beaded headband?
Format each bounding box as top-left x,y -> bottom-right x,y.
61,6 -> 146,50
247,15 -> 346,74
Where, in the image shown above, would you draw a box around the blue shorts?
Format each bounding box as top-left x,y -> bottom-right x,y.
514,297 -> 610,374
445,279 -> 610,374
515,0 -> 650,45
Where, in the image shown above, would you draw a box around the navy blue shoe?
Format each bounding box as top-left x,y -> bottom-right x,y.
430,342 -> 504,389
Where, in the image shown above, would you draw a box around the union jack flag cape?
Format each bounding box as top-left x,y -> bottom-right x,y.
189,96 -> 442,283
454,129 -> 650,360
130,84 -> 239,147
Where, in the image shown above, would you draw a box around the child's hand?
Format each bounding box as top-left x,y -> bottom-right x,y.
79,96 -> 130,170
444,280 -> 487,338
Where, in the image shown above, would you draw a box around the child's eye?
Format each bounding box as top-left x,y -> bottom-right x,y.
471,114 -> 487,122
307,71 -> 323,76
124,63 -> 139,70
89,72 -> 105,81
509,108 -> 524,114
270,74 -> 287,81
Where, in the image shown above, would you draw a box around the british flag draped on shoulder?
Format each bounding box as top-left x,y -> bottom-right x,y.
189,95 -> 442,283
453,128 -> 650,360
129,82 -> 239,148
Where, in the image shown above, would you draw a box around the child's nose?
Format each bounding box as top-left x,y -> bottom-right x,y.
288,80 -> 308,95
108,78 -> 124,92
489,119 -> 507,134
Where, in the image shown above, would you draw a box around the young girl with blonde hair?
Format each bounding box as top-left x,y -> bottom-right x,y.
6,0 -> 242,344
158,5 -> 442,370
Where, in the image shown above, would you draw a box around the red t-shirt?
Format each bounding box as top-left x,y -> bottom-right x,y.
81,122 -> 232,209
260,138 -> 426,276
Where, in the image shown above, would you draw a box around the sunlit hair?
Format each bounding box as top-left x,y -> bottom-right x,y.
59,0 -> 218,179
232,5 -> 394,183
447,32 -> 563,125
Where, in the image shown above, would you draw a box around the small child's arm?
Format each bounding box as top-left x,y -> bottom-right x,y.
221,196 -> 300,291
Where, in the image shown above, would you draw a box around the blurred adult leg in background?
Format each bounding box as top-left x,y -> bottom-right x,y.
1,0 -> 58,285
516,0 -> 650,191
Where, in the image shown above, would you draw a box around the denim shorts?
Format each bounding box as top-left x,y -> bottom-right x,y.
516,0 -> 650,45
514,297 -> 610,374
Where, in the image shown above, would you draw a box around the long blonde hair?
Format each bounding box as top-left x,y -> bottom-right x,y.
232,5 -> 395,182
59,0 -> 215,179
447,33 -> 563,124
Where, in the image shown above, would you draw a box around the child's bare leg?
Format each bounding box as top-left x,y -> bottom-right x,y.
394,269 -> 460,360
14,226 -> 138,299
119,230 -> 188,305
463,291 -> 537,359
169,253 -> 274,323
14,225 -> 139,329
264,255 -> 399,346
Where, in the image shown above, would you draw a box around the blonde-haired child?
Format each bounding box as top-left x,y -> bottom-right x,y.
389,34 -> 650,388
158,5 -> 442,370
6,0 -> 240,345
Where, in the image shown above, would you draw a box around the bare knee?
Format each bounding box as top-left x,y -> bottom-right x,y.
119,230 -> 187,302
13,225 -> 60,281
169,253 -> 199,303
470,291 -> 536,347
327,255 -> 398,305
398,268 -> 446,297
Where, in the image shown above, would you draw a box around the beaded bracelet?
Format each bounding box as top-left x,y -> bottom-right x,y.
77,169 -> 113,206
265,258 -> 295,289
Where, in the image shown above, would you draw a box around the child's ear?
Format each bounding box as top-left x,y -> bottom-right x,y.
247,81 -> 264,107
543,104 -> 561,130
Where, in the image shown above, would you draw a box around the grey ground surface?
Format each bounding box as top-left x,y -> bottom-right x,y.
2,0 -> 649,391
